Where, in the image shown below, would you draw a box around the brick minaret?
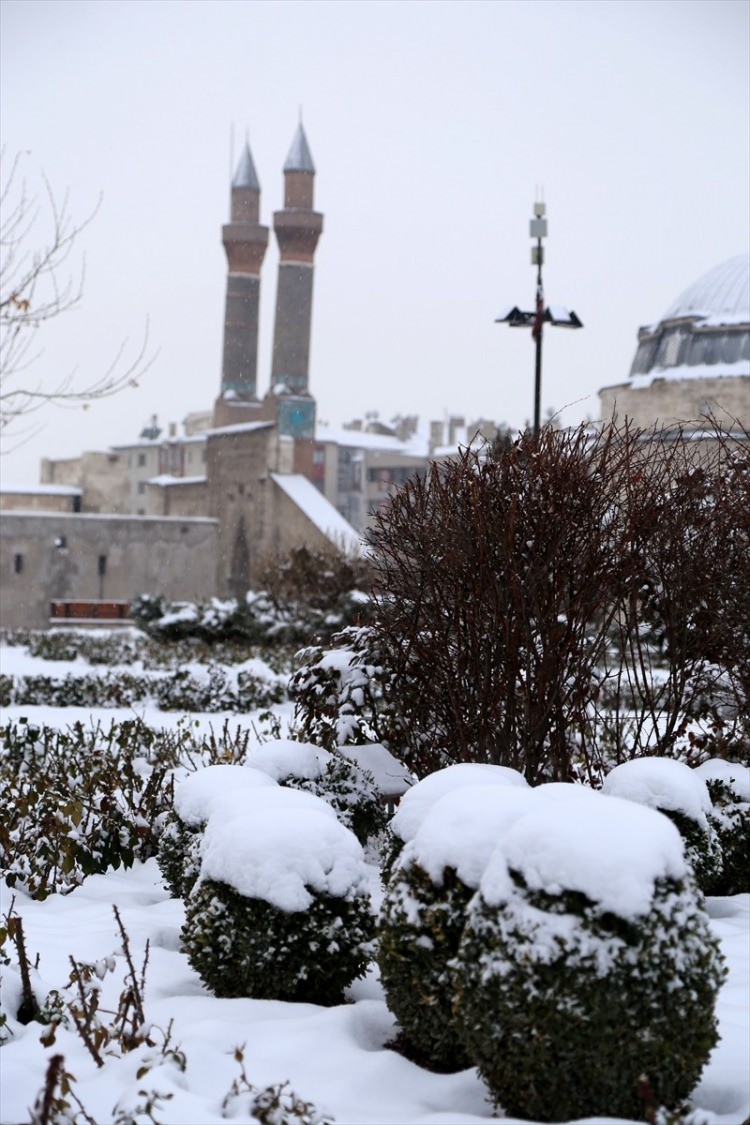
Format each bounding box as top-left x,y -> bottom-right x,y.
214,140 -> 269,427
267,123 -> 323,440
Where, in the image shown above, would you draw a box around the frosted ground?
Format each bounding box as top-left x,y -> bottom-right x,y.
1,638 -> 748,1125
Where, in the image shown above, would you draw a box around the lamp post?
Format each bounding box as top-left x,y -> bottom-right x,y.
496,201 -> 583,437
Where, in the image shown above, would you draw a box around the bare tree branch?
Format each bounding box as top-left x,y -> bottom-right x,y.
0,149 -> 155,441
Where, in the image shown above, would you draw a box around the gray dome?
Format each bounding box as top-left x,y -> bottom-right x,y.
630,255 -> 750,380
662,254 -> 749,325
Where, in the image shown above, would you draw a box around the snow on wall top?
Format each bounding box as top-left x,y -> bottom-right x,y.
270,472 -> 362,553
662,254 -> 749,324
0,483 -> 82,496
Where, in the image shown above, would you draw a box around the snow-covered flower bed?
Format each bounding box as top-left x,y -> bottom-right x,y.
1,636 -> 749,1125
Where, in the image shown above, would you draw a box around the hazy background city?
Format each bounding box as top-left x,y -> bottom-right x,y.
1,0 -> 748,479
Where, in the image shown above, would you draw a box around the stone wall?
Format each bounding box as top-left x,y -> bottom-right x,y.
599,375 -> 749,430
0,513 -> 217,630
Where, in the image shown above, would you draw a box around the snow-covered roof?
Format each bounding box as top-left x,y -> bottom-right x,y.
316,423 -> 429,457
0,483 -> 81,496
283,122 -> 315,174
662,254 -> 749,325
207,420 -> 275,437
270,473 -> 362,552
232,141 -> 261,190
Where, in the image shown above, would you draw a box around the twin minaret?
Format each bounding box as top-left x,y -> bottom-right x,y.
214,123 -> 323,438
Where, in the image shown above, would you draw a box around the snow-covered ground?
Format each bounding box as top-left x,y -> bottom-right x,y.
1,638 -> 749,1125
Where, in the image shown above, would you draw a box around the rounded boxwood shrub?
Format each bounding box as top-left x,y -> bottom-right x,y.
696,759 -> 750,895
377,785 -> 533,1072
157,764 -> 278,898
453,794 -> 725,1123
181,795 -> 373,1004
603,756 -> 723,894
382,762 -> 528,880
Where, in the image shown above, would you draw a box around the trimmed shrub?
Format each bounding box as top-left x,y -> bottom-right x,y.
377,783 -> 532,1072
603,757 -> 723,894
698,760 -> 750,895
383,762 -> 528,880
183,880 -> 373,1004
181,799 -> 373,1003
244,739 -> 387,847
157,764 -> 278,898
705,779 -> 750,895
453,796 -> 725,1123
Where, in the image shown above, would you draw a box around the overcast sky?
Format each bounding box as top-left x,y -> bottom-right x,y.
2,0 -> 748,480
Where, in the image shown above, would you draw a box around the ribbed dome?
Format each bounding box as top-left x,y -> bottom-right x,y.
629,254 -> 750,381
662,254 -> 749,325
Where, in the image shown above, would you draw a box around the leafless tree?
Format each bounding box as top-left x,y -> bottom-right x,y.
0,150 -> 152,443
366,418 -> 749,784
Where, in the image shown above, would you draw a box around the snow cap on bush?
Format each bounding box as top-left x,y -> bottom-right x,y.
173,764 -> 278,828
403,785 -> 535,888
694,758 -> 750,803
243,739 -> 330,782
602,757 -> 712,828
391,763 -> 528,845
480,791 -> 687,919
199,795 -> 367,911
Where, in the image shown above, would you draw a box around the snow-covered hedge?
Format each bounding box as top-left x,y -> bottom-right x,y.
697,759 -> 750,895
453,791 -> 725,1122
181,792 -> 373,1003
603,757 -> 724,894
378,783 -> 531,1071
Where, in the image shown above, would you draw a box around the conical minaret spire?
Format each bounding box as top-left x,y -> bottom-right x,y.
215,137 -> 269,422
268,123 -> 323,438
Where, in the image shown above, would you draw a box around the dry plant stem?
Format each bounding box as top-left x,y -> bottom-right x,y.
113,904 -> 150,1048
9,912 -> 40,1024
68,956 -> 105,1068
33,1054 -> 65,1125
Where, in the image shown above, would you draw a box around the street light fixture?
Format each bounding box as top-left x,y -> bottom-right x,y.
496,200 -> 583,437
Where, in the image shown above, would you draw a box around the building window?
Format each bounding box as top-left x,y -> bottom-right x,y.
98,555 -> 107,576
13,553 -> 23,574
138,453 -> 146,467
137,481 -> 146,495
72,495 -> 82,513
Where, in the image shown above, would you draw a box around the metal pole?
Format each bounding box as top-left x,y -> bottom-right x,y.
533,237 -> 543,437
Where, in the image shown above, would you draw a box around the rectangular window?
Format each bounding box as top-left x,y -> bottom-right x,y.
98,555 -> 107,576
138,453 -> 146,467
137,481 -> 146,495
14,553 -> 23,574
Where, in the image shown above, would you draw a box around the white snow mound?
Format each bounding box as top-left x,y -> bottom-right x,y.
173,764 -> 278,827
244,738 -> 330,781
694,758 -> 750,803
206,784 -> 338,824
480,792 -> 688,920
405,785 -> 535,888
603,756 -> 712,827
392,762 -> 529,843
199,803 -> 367,911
